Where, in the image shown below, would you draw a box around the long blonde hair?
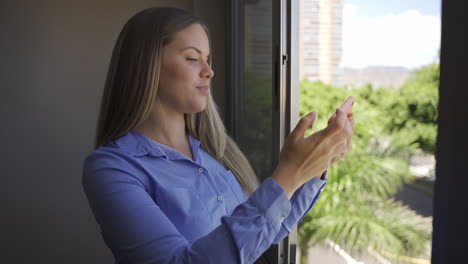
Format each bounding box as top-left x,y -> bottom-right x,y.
95,7 -> 259,194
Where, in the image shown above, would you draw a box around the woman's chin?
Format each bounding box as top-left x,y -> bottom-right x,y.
186,104 -> 207,114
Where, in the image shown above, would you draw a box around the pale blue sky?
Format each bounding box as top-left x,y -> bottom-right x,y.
345,0 -> 441,18
341,0 -> 441,69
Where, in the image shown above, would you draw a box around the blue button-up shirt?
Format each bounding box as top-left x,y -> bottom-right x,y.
82,130 -> 326,264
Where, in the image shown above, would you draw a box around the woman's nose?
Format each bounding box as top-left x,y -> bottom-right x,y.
206,68 -> 214,79
201,61 -> 214,79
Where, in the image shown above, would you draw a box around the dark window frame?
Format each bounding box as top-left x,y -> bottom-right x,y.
432,0 -> 468,262
226,0 -> 295,263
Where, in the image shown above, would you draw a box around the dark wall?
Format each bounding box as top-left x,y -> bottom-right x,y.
1,0 -> 228,263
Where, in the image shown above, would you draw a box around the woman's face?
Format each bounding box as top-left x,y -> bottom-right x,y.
157,23 -> 214,114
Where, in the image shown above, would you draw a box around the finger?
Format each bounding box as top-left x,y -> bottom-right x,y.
330,153 -> 345,165
344,117 -> 354,138
342,134 -> 352,154
325,120 -> 352,151
329,112 -> 353,126
328,113 -> 336,124
348,136 -> 353,153
337,115 -> 354,140
330,156 -> 339,165
324,108 -> 347,137
288,112 -> 317,143
334,141 -> 348,155
348,113 -> 355,132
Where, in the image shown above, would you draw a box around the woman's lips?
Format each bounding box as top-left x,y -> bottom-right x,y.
196,86 -> 210,95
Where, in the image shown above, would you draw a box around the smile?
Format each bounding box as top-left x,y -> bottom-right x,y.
196,86 -> 210,95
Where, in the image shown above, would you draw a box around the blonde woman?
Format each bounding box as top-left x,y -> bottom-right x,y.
82,7 -> 354,264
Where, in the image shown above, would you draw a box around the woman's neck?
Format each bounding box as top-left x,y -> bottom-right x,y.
134,101 -> 192,157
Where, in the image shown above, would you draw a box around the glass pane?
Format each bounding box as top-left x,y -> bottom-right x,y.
238,0 -> 273,181
298,0 -> 440,263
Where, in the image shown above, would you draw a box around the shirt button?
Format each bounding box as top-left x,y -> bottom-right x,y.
198,168 -> 204,173
217,195 -> 223,201
280,216 -> 285,222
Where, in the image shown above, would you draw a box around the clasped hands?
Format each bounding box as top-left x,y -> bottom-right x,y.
272,108 -> 355,199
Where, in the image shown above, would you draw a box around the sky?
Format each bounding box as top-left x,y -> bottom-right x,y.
340,0 -> 441,69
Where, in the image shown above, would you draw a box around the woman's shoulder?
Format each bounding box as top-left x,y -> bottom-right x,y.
83,132 -> 152,181
82,139 -> 151,191
83,131 -> 154,171
83,143 -> 128,171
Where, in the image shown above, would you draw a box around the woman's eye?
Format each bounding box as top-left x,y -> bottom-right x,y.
187,58 -> 210,64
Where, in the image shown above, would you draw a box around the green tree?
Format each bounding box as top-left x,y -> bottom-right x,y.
297,67 -> 436,262
387,64 -> 439,153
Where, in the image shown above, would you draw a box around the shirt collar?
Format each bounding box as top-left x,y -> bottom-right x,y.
113,130 -> 201,160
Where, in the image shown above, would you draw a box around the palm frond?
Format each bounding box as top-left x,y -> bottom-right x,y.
299,197 -> 432,257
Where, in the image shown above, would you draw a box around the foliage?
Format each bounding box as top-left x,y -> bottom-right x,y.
352,64 -> 439,153
297,63 -> 438,261
388,64 -> 439,152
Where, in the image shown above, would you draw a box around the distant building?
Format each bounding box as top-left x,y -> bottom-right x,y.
300,0 -> 343,85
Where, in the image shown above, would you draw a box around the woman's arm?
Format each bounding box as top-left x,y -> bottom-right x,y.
83,164 -> 296,264
272,176 -> 327,243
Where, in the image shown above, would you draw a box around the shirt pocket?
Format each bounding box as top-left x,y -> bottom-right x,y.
157,186 -> 214,241
219,169 -> 248,204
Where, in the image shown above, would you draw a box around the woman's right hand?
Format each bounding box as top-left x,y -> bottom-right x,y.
271,108 -> 353,199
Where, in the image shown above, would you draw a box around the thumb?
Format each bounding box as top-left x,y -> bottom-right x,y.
289,112 -> 317,143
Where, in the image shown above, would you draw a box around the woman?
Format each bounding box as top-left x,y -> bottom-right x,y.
82,7 -> 354,264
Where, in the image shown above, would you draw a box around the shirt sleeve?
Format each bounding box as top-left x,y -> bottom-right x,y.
83,153 -> 321,264
271,177 -> 327,244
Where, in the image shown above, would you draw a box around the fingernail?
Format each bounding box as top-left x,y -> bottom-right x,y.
305,111 -> 316,119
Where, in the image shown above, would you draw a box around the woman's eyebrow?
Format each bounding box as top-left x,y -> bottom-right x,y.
182,46 -> 210,57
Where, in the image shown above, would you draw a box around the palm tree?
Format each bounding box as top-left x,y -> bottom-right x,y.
298,77 -> 434,263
